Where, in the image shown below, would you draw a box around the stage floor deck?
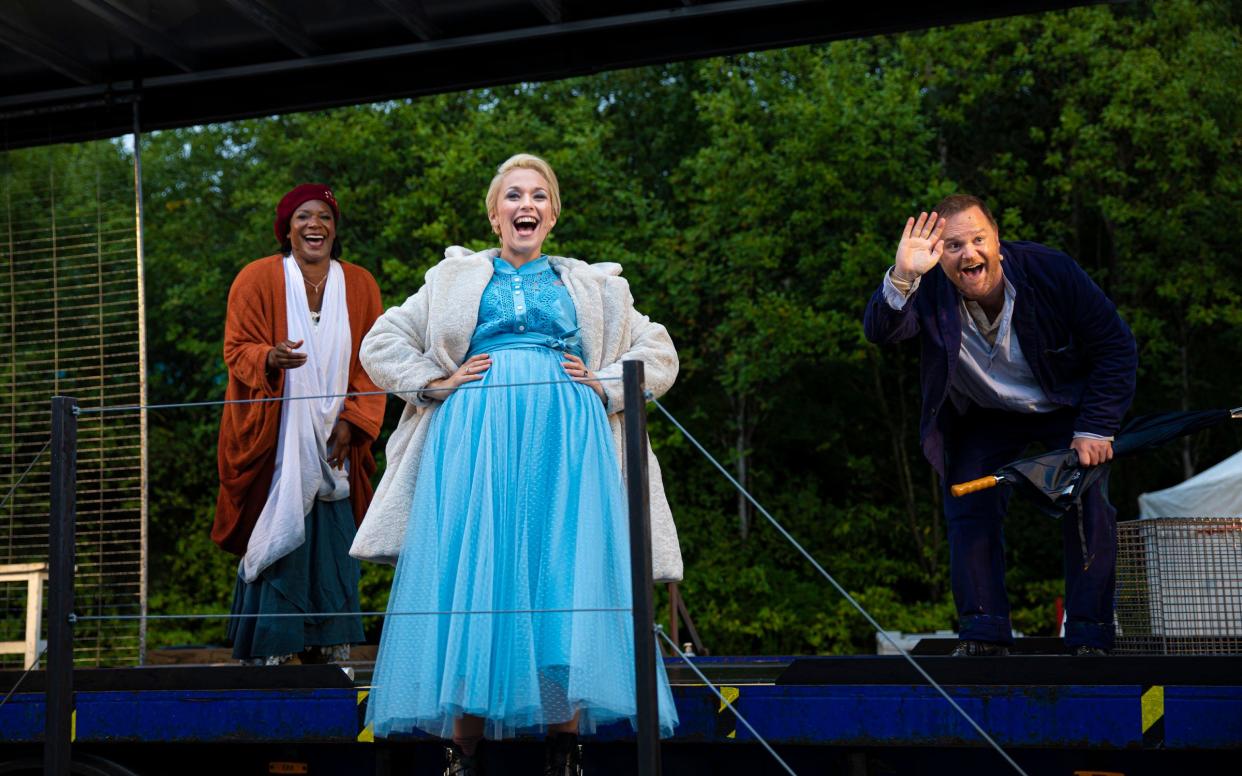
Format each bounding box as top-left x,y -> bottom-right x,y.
4,654 -> 1240,751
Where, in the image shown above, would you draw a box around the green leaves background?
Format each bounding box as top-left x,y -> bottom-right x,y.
11,0 -> 1238,655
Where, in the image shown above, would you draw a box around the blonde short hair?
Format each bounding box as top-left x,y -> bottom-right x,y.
485,153 -> 561,220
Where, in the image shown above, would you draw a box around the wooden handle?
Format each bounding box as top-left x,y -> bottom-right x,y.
950,476 -> 1001,498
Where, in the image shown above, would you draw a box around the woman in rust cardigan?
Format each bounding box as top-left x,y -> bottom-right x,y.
213,183 -> 385,665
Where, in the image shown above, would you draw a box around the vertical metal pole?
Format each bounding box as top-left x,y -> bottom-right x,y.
46,396 -> 77,776
132,99 -> 149,666
623,360 -> 661,776
6,185 -> 16,569
668,583 -> 681,649
50,165 -> 58,397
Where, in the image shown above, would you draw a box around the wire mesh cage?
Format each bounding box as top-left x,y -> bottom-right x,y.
1115,517 -> 1242,655
0,143 -> 145,669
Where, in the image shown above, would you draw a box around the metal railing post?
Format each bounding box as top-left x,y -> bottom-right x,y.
622,360 -> 661,776
45,396 -> 77,776
133,98 -> 150,666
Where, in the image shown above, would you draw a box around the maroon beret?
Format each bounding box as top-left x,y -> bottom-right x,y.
274,183 -> 340,243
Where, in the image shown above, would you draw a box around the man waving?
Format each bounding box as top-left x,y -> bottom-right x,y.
863,195 -> 1137,656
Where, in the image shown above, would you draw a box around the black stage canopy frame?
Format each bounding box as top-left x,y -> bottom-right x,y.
1,0 -> 1107,150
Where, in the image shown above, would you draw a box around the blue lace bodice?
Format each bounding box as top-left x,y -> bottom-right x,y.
467,256 -> 582,358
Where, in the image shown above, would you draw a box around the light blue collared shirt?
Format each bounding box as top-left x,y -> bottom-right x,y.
882,268 -> 1111,440
948,275 -> 1058,415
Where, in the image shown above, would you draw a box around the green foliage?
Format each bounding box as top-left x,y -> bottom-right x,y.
8,0 -> 1239,657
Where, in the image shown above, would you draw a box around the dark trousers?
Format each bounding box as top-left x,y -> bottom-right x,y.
941,405 -> 1117,649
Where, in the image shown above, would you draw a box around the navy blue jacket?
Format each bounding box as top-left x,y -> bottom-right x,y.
863,241 -> 1138,473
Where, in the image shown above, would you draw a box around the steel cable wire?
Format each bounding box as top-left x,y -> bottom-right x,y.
649,397 -> 1031,776
35,374 -> 1027,770
656,627 -> 797,776
0,437 -> 51,512
75,376 -> 622,415
72,606 -> 631,622
63,377 -> 629,637
0,646 -> 48,711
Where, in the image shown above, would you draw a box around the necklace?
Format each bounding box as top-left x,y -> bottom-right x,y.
304,274 -> 327,295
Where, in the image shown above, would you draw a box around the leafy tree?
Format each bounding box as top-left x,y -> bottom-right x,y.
6,0 -> 1238,658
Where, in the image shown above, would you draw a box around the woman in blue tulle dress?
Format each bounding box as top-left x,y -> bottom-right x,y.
360,154 -> 680,775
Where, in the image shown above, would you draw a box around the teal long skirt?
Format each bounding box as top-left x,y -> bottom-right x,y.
228,498 -> 364,660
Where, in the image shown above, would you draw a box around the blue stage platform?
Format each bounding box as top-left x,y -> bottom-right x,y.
3,655 -> 1240,774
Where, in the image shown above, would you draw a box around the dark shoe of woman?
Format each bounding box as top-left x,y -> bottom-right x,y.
444,741 -> 485,776
543,732 -> 582,776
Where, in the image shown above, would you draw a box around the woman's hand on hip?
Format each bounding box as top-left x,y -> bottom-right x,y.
326,420 -> 352,470
266,339 -> 307,371
562,352 -> 604,403
424,353 -> 491,401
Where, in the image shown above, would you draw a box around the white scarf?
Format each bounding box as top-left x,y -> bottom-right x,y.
242,255 -> 352,583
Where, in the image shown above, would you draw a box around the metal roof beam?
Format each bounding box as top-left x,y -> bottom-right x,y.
1,0 -> 1105,150
530,0 -> 562,24
222,0 -> 324,58
372,0 -> 440,41
68,0 -> 201,72
0,15 -> 101,85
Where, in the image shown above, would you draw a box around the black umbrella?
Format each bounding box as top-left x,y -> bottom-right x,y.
949,407 -> 1241,566
950,407 -> 1242,517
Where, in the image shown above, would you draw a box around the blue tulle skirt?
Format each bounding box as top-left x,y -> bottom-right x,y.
367,346 -> 678,739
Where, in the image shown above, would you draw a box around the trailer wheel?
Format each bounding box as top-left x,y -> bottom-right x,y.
0,753 -> 142,776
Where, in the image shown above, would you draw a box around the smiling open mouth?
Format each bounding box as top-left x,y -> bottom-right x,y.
304,234 -> 326,248
514,216 -> 538,236
961,262 -> 985,278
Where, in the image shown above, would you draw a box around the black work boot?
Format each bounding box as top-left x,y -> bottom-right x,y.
543,732 -> 582,776
950,639 -> 1009,657
444,741 -> 485,776
1072,645 -> 1108,656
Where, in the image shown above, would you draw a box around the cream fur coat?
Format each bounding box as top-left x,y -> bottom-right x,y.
349,246 -> 684,582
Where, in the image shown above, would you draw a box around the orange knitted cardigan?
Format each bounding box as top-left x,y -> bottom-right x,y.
212,254 -> 386,556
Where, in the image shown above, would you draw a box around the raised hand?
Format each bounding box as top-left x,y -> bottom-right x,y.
894,211 -> 946,281
423,353 -> 492,401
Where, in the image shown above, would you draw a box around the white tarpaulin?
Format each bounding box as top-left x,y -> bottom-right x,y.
1138,449 -> 1242,519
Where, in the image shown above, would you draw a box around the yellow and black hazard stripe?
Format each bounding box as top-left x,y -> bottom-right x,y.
1141,684 -> 1164,748
715,686 -> 740,740
357,690 -> 374,743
